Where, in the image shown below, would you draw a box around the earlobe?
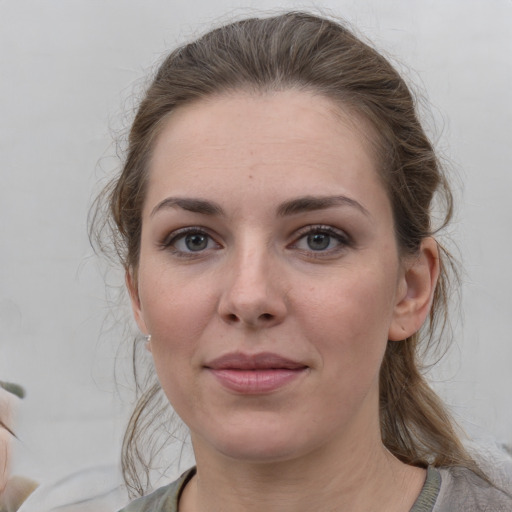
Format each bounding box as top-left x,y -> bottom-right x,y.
125,269 -> 149,337
388,238 -> 440,341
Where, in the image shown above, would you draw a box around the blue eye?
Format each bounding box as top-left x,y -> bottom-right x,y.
182,233 -> 209,251
163,228 -> 219,255
306,232 -> 331,251
293,226 -> 349,253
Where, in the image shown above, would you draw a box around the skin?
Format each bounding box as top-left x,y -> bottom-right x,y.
128,90 -> 439,512
0,388 -> 38,509
0,387 -> 15,494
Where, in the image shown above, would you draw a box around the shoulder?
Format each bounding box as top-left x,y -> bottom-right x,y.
434,466 -> 512,512
117,468 -> 196,512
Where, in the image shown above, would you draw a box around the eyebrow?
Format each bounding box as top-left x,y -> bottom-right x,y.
277,195 -> 370,217
150,197 -> 224,217
150,194 -> 370,218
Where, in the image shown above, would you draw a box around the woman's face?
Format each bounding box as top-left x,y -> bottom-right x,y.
130,90 -> 416,463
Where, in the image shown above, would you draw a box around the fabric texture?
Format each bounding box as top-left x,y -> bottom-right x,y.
118,469 -> 195,512
434,466 -> 512,511
117,465 -> 512,512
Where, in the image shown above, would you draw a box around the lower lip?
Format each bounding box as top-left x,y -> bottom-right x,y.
208,368 -> 306,394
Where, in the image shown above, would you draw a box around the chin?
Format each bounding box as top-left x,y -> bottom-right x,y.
192,412 -> 327,465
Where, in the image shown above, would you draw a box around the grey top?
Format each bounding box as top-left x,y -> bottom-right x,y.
118,465 -> 512,512
433,466 -> 512,511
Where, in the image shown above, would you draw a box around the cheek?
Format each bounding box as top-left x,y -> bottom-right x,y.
137,264 -> 219,390
138,257 -> 216,338
299,265 -> 397,369
304,264 -> 397,330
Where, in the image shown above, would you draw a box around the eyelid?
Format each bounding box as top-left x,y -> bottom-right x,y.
158,224 -> 351,258
293,224 -> 351,242
159,226 -> 222,256
289,224 -> 352,254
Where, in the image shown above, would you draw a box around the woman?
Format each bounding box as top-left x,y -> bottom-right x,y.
92,12 -> 512,511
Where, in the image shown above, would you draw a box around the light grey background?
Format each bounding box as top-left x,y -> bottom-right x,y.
1,0 -> 511,485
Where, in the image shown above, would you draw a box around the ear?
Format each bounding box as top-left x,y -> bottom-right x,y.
388,237 -> 440,341
125,269 -> 150,341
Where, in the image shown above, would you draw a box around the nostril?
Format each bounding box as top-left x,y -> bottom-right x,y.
227,313 -> 238,322
260,313 -> 274,321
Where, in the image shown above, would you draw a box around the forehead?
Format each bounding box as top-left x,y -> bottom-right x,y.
145,90 -> 387,215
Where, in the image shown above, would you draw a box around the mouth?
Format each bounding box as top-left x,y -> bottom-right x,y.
205,352 -> 308,394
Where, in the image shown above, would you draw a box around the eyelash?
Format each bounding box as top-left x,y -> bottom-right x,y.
160,226 -> 220,258
160,224 -> 351,258
290,225 -> 351,257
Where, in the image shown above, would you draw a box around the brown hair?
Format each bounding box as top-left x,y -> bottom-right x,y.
92,11 -> 480,496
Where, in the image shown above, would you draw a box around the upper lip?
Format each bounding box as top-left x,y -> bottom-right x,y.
205,352 -> 307,370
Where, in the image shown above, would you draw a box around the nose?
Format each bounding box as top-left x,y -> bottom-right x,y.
217,243 -> 288,329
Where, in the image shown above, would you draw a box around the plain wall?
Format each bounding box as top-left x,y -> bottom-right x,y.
1,0 -> 511,484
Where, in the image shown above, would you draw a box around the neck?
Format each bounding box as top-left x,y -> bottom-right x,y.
180,421 -> 425,512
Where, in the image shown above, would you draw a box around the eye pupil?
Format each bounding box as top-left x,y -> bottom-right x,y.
185,233 -> 208,251
307,233 -> 330,250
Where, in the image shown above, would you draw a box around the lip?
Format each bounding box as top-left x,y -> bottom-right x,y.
205,352 -> 308,394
